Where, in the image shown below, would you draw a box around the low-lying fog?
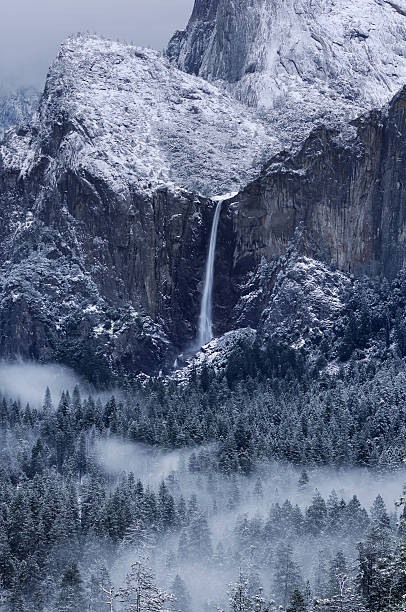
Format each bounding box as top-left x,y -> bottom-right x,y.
0,361 -> 117,408
0,361 -> 82,407
95,437 -> 405,511
94,438 -> 406,610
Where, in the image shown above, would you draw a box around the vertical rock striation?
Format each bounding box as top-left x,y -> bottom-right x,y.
2,2 -> 406,377
169,0 -> 406,145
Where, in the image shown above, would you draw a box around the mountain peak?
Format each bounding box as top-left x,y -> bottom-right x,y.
27,34 -> 275,198
168,0 -> 406,142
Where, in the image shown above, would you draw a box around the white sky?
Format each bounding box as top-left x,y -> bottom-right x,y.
0,0 -> 194,89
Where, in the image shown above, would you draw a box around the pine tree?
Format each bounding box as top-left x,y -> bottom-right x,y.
326,574 -> 365,612
251,587 -> 275,612
370,495 -> 390,531
0,516 -> 13,589
86,562 -> 113,612
376,543 -> 406,610
286,588 -> 307,612
328,552 -> 347,598
357,524 -> 392,612
305,491 -> 327,536
218,435 -> 240,475
253,477 -> 264,503
313,550 -> 331,601
75,432 -> 87,480
229,570 -> 252,612
297,470 -> 309,491
272,542 -> 303,608
124,515 -> 156,552
345,495 -> 369,537
187,513 -> 212,559
171,574 -> 191,612
56,563 -> 86,612
115,558 -> 174,611
43,387 -> 53,412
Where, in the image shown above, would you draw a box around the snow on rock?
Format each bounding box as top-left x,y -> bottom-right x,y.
169,255 -> 351,382
0,86 -> 39,140
0,128 -> 33,173
171,327 -> 257,382
18,34 -> 277,198
169,0 -> 406,148
259,256 -> 350,351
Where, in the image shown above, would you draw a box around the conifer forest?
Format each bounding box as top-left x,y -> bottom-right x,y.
4,0 -> 406,610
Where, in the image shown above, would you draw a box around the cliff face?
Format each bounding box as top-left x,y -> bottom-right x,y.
0,140 -> 211,377
2,11 -> 406,379
168,0 -> 406,146
1,35 -> 275,379
194,85 -> 406,353
224,87 -> 406,287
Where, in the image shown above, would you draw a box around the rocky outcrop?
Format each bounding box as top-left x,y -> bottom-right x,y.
218,86 -> 406,292
0,86 -> 39,139
168,0 -> 406,146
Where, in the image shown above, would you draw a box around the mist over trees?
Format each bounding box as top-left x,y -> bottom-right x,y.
1,357 -> 406,611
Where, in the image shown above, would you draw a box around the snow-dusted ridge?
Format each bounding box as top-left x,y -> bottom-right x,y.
169,0 -> 406,148
0,86 -> 39,140
5,34 -> 278,198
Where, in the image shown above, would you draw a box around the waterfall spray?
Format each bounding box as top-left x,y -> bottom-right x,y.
197,199 -> 223,347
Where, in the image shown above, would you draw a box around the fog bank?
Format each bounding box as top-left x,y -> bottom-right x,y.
0,361 -> 81,407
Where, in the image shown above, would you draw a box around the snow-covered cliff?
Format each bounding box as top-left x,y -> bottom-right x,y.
2,1 -> 406,380
0,86 -> 39,139
26,35 -> 275,198
0,35 -> 279,377
169,0 -> 406,145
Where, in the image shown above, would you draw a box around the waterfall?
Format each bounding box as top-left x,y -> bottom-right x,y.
197,199 -> 223,347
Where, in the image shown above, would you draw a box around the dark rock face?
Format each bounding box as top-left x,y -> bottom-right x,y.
168,0 -> 257,83
0,132 -> 216,380
221,88 -> 406,291
3,21 -> 406,380
167,0 -> 220,77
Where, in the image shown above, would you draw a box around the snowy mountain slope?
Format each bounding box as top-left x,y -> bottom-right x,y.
1,34 -> 281,377
0,86 -> 39,139
170,255 -> 350,382
17,34 -> 276,198
2,7 -> 406,380
169,0 -> 406,146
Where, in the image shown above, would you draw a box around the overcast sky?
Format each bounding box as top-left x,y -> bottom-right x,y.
0,0 -> 194,90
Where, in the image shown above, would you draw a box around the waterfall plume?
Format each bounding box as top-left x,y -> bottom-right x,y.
197,199 -> 223,347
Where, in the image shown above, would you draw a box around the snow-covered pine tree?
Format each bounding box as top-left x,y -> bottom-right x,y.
171,574 -> 191,612
115,558 -> 174,612
229,570 -> 252,612
56,563 -> 86,612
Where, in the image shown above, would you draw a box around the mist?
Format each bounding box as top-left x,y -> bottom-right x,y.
0,0 -> 194,89
94,438 -> 197,484
2,367 -> 406,610
95,438 -> 406,511
0,361 -> 82,407
93,438 -> 406,611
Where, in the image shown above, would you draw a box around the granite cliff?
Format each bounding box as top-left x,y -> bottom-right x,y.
0,35 -> 274,381
1,1 -> 406,381
168,0 -> 406,145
